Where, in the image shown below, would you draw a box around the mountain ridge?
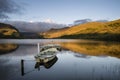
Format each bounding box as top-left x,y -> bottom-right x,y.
40,19 -> 120,41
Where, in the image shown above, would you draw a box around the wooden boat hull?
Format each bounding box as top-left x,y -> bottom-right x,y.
35,55 -> 56,63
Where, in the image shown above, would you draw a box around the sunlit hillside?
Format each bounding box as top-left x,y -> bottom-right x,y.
41,19 -> 120,41
0,23 -> 20,38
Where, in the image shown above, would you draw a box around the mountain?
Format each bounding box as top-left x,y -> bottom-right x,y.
0,23 -> 20,38
42,27 -> 69,33
41,19 -> 120,41
20,32 -> 40,39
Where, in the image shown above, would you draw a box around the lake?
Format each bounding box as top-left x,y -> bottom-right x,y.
0,39 -> 120,80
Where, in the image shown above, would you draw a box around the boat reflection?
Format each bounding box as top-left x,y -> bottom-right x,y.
21,56 -> 58,76
35,56 -> 58,69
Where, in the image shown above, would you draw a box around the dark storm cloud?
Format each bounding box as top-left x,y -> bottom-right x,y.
0,0 -> 20,19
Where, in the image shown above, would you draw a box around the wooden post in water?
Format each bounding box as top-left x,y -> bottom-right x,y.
38,43 -> 40,54
21,59 -> 24,76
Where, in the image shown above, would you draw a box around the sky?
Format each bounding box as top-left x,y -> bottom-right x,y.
7,0 -> 120,24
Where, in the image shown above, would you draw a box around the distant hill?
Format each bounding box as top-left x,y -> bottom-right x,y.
20,32 -> 41,39
0,23 -> 20,38
42,27 -> 69,34
41,19 -> 120,41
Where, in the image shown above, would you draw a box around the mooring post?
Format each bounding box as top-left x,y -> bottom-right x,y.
21,59 -> 24,76
38,43 -> 40,54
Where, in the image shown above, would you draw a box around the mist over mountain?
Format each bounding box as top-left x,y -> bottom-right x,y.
4,21 -> 66,32
2,19 -> 109,33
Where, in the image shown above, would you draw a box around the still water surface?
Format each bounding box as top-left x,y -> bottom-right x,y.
0,39 -> 120,80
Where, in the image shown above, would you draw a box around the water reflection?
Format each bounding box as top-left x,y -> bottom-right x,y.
0,39 -> 120,80
0,44 -> 18,54
21,56 -> 58,76
74,53 -> 90,59
59,41 -> 120,58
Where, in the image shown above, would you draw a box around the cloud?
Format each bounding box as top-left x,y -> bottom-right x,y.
73,19 -> 109,25
0,0 -> 21,19
44,19 -> 54,23
96,19 -> 108,22
74,19 -> 92,25
4,21 -> 66,32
